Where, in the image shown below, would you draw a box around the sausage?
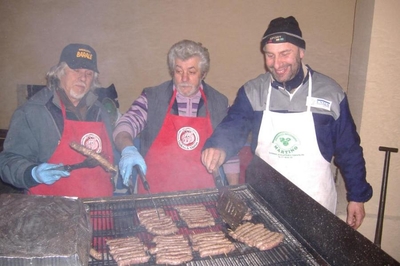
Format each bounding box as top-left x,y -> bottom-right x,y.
69,142 -> 117,172
175,204 -> 206,211
148,226 -> 179,235
240,225 -> 268,244
151,234 -> 194,264
150,245 -> 191,255
137,208 -> 165,217
89,248 -> 102,260
113,251 -> 148,261
230,222 -> 285,251
256,232 -> 285,250
199,244 -> 236,258
175,204 -> 216,228
106,236 -> 150,265
189,231 -> 235,257
153,235 -> 185,243
230,222 -> 253,237
138,208 -> 180,235
156,254 -> 193,265
115,255 -> 150,266
246,230 -> 275,247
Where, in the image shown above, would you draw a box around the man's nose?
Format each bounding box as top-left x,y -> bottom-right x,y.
181,71 -> 189,82
78,71 -> 88,81
274,56 -> 283,69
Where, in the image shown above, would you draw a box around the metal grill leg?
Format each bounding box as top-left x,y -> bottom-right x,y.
374,146 -> 398,247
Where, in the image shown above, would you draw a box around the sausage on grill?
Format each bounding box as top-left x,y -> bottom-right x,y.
137,208 -> 179,235
106,236 -> 150,266
229,222 -> 284,251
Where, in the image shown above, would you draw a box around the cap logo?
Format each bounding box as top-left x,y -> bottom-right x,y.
267,35 -> 286,43
76,48 -> 93,60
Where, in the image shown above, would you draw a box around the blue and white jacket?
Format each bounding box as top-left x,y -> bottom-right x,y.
203,66 -> 372,203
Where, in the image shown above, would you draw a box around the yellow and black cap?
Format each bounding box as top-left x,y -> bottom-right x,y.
59,43 -> 99,73
261,16 -> 306,51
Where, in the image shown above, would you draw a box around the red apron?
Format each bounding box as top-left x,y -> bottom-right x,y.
29,101 -> 114,198
138,89 -> 214,193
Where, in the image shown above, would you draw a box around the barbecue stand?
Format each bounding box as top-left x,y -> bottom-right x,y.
246,155 -> 399,266
83,156 -> 399,266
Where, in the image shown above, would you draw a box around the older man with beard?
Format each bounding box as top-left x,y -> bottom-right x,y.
201,16 -> 373,229
114,40 -> 239,194
0,43 -> 116,198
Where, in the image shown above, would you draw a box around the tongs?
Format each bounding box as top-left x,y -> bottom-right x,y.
212,168 -> 225,189
134,165 -> 160,219
53,157 -> 99,172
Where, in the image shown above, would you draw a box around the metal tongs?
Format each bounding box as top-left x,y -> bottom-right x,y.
53,157 -> 99,172
134,165 -> 160,219
212,168 -> 225,189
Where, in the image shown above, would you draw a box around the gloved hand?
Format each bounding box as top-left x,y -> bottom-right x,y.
119,146 -> 147,186
31,163 -> 70,185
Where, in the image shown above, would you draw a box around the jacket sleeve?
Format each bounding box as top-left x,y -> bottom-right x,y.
0,108 -> 41,189
333,96 -> 373,202
203,87 -> 254,160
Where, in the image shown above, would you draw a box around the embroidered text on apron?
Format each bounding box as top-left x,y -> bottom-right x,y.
255,73 -> 337,213
29,100 -> 114,197
138,89 -> 215,193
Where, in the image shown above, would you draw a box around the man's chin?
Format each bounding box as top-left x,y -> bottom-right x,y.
177,87 -> 197,97
69,92 -> 85,101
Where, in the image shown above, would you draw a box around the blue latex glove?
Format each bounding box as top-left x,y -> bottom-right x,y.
31,163 -> 70,185
119,146 -> 147,186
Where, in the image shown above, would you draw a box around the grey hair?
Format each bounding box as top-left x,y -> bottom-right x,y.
46,62 -> 101,90
167,40 -> 210,79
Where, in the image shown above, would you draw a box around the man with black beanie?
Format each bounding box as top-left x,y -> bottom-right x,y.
202,16 -> 372,230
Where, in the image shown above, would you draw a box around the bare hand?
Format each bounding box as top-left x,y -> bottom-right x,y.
201,148 -> 226,174
346,201 -> 365,229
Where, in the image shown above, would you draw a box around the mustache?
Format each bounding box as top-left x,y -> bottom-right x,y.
74,82 -> 87,89
177,83 -> 195,88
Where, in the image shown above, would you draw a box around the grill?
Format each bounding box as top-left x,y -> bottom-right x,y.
85,186 -> 322,266
83,156 -> 399,266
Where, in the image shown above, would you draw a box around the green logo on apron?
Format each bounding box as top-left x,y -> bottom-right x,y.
272,131 -> 300,155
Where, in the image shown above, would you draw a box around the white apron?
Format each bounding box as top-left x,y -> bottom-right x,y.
255,73 -> 337,213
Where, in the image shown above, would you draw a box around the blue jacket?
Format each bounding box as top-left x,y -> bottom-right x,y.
203,67 -> 372,203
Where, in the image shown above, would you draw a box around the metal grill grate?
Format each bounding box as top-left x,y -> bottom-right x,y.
84,186 -> 326,266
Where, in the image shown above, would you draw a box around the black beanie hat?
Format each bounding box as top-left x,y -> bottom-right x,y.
261,16 -> 306,50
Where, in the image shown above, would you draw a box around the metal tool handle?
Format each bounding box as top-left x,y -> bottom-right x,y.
52,158 -> 99,172
134,165 -> 150,191
212,168 -> 225,189
374,146 -> 398,247
52,164 -> 79,172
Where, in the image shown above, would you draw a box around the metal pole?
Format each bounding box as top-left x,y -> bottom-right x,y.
374,146 -> 398,247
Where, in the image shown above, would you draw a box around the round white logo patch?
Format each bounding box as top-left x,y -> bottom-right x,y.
177,127 -> 200,151
81,133 -> 102,153
271,131 -> 301,157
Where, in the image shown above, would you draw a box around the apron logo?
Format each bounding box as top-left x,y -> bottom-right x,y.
271,131 -> 300,157
81,133 -> 102,153
177,127 -> 200,151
